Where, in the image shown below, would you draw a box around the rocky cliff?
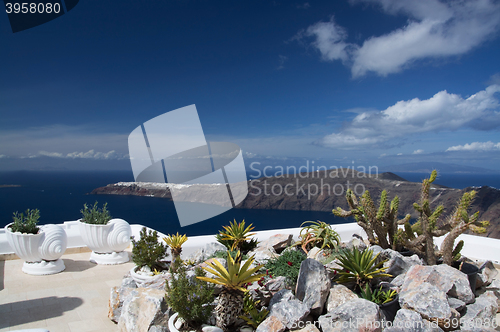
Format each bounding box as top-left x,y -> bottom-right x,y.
90,169 -> 500,238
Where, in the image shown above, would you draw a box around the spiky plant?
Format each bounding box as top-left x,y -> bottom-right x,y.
397,170 -> 489,265
332,248 -> 391,291
163,232 -> 188,263
296,220 -> 341,253
10,209 -> 40,234
239,292 -> 269,329
358,284 -> 397,305
197,251 -> 265,331
80,201 -> 111,225
217,219 -> 257,252
333,189 -> 411,250
131,227 -> 168,271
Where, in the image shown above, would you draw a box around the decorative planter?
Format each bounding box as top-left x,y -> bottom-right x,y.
79,218 -> 131,265
130,266 -> 160,284
452,261 -> 479,294
5,223 -> 67,275
379,294 -> 400,322
168,313 -> 184,332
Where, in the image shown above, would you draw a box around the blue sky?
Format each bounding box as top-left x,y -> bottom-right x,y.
1,0 -> 500,172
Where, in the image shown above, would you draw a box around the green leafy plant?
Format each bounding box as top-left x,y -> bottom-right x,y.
319,247 -> 351,265
216,219 -> 258,253
131,227 -> 168,271
10,209 -> 40,234
332,248 -> 391,291
209,249 -> 249,262
358,284 -> 397,305
163,233 -> 188,263
165,265 -> 215,330
239,292 -> 269,329
80,201 -> 111,225
295,220 -> 341,253
265,248 -> 306,286
333,190 -> 411,250
197,251 -> 265,331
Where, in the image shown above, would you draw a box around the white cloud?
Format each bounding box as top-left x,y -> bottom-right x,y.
37,149 -> 127,160
397,153 -> 403,155
0,155 -> 6,158
413,149 -> 424,154
277,55 -> 288,70
316,85 -> 500,148
446,141 -> 500,151
297,0 -> 500,77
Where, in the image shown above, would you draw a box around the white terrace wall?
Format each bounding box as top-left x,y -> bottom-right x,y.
1,221 -> 499,264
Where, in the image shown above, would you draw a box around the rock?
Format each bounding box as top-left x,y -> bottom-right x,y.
391,273 -> 406,288
268,297 -> 310,330
380,249 -> 423,277
325,284 -> 358,312
384,309 -> 444,331
248,246 -> 278,265
292,325 -> 321,332
324,260 -> 342,279
307,247 -> 322,260
476,261 -> 498,288
139,274 -> 170,290
369,245 -> 384,256
122,275 -> 138,288
268,289 -> 295,312
255,314 -> 286,332
402,264 -> 475,304
258,234 -> 293,253
484,278 -> 500,309
117,288 -> 168,332
447,297 -> 466,312
239,327 -> 253,332
460,291 -> 499,329
109,286 -> 135,323
295,258 -> 331,316
399,282 -> 456,328
318,298 -> 382,332
187,242 -> 227,264
345,237 -> 367,251
265,276 -> 287,294
147,326 -> 168,332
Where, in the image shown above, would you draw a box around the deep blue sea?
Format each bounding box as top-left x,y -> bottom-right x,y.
1,171 -> 499,236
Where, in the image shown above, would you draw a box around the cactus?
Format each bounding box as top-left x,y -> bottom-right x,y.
333,189 -> 411,250
452,240 -> 464,261
398,170 -> 489,265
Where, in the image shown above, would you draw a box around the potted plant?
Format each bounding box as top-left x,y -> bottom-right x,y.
130,227 -> 168,284
5,209 -> 67,275
165,264 -> 215,332
197,251 -> 266,331
358,284 -> 400,322
79,202 -> 131,265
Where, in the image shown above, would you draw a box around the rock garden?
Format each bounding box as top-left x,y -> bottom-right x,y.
108,171 -> 500,332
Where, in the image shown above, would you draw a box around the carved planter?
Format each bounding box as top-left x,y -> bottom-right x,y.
5,223 -> 67,275
79,218 -> 131,265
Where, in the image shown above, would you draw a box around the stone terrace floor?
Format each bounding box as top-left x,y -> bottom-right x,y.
0,250 -> 134,332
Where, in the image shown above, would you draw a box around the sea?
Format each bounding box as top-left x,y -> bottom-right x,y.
1,170 -> 499,237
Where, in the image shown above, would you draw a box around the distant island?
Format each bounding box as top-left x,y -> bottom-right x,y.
91,170 -> 500,239
380,162 -> 500,174
0,184 -> 21,188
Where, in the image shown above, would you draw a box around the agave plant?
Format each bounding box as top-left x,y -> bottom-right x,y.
358,284 -> 397,305
197,251 -> 265,331
217,219 -> 257,252
332,248 -> 391,290
163,233 -> 188,262
296,220 -> 341,253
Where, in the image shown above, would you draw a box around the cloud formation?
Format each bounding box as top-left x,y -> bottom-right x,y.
413,149 -> 424,154
297,0 -> 500,77
446,141 -> 500,151
316,84 -> 500,149
38,150 -> 128,160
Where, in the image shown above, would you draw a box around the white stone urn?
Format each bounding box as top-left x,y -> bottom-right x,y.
5,223 -> 67,275
79,218 -> 131,264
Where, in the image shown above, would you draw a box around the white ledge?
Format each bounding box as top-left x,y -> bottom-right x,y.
1,221 -> 499,264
